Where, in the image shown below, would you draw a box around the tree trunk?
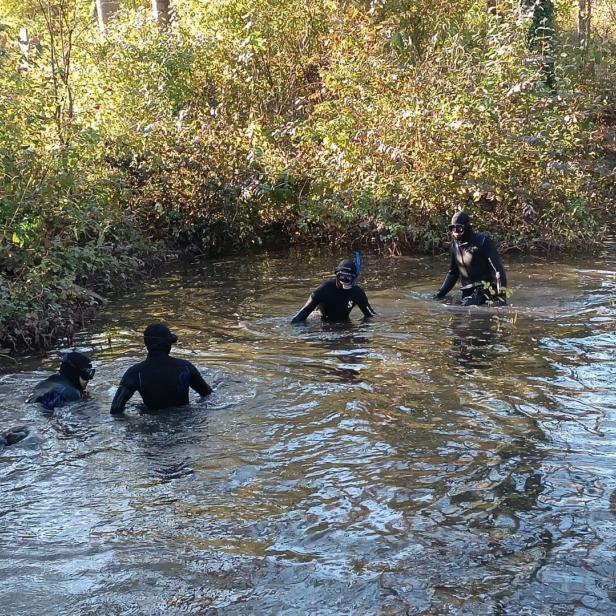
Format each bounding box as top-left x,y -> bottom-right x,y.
151,0 -> 171,24
18,27 -> 29,69
578,0 -> 591,51
521,0 -> 556,89
96,0 -> 120,32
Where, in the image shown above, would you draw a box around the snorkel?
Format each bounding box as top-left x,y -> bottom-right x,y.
354,251 -> 362,283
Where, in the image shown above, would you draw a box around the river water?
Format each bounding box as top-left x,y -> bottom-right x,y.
0,247 -> 614,615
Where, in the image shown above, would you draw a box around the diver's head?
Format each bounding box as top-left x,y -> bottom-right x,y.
335,259 -> 358,290
144,323 -> 178,354
60,351 -> 95,391
448,211 -> 472,241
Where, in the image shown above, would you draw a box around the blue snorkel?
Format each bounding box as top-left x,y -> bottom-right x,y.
354,251 -> 362,285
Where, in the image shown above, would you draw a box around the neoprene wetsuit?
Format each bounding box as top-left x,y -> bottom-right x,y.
29,374 -> 83,410
436,232 -> 507,306
292,279 -> 376,323
110,351 -> 212,414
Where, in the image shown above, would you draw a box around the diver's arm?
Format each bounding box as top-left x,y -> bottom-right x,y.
110,385 -> 136,415
62,385 -> 83,403
360,302 -> 377,318
356,288 -> 377,317
291,295 -> 320,323
435,250 -> 459,298
483,237 -> 507,288
189,364 -> 213,397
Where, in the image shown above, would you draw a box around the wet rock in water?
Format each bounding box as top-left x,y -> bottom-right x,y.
1,426 -> 30,446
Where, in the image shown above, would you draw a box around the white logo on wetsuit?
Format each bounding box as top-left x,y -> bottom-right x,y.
348,300 -> 354,309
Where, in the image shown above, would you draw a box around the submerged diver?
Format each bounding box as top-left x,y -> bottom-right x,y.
110,323 -> 212,415
434,212 -> 508,306
291,256 -> 377,323
28,351 -> 95,410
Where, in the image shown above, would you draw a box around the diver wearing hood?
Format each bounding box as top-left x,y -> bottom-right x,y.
29,351 -> 95,410
110,323 -> 212,414
434,212 -> 508,306
291,257 -> 377,323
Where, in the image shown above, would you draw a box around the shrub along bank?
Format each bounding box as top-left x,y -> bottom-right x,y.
0,0 -> 615,350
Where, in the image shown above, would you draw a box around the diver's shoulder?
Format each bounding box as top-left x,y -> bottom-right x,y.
319,279 -> 337,290
472,232 -> 494,246
168,355 -> 196,369
352,284 -> 368,296
313,279 -> 337,296
32,373 -> 70,391
122,360 -> 147,376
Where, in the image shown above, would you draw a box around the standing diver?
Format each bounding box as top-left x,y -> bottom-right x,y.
110,323 -> 212,415
291,255 -> 376,323
28,351 -> 95,410
434,212 -> 508,306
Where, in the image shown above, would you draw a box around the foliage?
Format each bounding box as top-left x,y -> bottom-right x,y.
0,0 -> 615,348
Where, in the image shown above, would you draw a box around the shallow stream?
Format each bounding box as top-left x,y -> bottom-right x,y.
1,246 -> 615,615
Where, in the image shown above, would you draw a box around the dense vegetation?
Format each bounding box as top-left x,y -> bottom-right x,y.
1,0 -> 615,349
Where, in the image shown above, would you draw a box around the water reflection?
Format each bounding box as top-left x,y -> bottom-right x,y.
446,309 -> 505,369
298,320 -> 375,383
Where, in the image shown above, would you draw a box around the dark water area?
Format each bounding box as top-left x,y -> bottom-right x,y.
1,246 -> 615,615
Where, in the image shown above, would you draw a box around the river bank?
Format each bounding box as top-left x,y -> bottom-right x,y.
2,225 -> 614,354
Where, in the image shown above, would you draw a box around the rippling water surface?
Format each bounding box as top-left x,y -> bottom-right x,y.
1,246 -> 615,615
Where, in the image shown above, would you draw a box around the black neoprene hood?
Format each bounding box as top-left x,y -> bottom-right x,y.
335,259 -> 358,278
144,323 -> 178,352
59,351 -> 93,389
450,211 -> 471,228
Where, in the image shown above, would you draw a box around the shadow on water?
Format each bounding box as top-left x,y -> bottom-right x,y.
292,319 -> 377,384
0,247 -> 615,615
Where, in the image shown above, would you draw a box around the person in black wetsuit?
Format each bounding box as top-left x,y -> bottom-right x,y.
434,211 -> 508,306
28,351 -> 95,410
291,258 -> 376,323
110,323 -> 212,415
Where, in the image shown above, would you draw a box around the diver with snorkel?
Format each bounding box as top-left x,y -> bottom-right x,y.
291,253 -> 377,323
434,212 -> 508,306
